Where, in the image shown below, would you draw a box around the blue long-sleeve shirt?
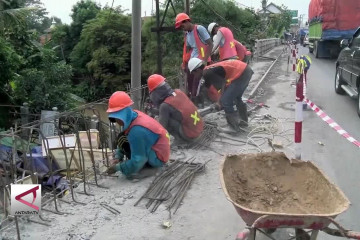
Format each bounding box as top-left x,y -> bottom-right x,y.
108,107 -> 164,177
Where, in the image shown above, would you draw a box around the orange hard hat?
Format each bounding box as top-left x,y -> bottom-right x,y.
107,91 -> 134,113
147,74 -> 166,92
175,13 -> 190,29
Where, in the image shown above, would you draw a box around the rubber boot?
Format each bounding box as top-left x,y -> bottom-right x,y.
218,112 -> 240,133
236,101 -> 248,127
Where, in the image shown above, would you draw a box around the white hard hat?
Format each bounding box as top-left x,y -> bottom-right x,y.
208,22 -> 217,34
188,58 -> 204,73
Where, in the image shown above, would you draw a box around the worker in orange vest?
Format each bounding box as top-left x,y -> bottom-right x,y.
147,74 -> 204,144
175,13 -> 213,106
106,91 -> 170,177
188,58 -> 253,132
208,22 -> 251,63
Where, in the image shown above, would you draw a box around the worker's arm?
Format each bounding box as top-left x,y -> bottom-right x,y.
204,38 -> 213,64
158,103 -> 171,130
212,31 -> 223,54
115,126 -> 151,176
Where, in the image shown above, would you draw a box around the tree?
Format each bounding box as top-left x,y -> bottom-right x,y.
70,9 -> 131,100
12,48 -> 73,112
0,0 -> 32,32
70,0 -> 101,44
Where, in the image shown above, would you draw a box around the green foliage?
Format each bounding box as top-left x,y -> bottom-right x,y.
0,36 -> 22,88
70,0 -> 101,44
12,49 -> 73,112
70,9 -> 131,99
266,5 -> 291,38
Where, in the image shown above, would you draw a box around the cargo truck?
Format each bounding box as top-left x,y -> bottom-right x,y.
308,0 -> 360,58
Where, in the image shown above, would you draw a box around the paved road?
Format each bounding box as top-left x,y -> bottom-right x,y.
300,45 -> 360,238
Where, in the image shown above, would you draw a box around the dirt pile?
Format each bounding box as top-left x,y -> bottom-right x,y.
222,152 -> 349,214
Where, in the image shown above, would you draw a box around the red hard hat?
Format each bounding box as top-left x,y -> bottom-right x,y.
175,13 -> 190,29
147,74 -> 166,92
107,91 -> 134,113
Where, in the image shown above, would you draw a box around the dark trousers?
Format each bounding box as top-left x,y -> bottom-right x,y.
220,65 -> 253,114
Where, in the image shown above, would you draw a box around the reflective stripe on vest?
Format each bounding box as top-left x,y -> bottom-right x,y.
124,110 -> 170,163
218,27 -> 237,60
193,25 -> 211,62
164,89 -> 204,139
205,60 -> 247,86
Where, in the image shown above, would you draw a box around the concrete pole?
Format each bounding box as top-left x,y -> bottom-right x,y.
155,0 -> 162,74
185,0 -> 190,14
131,0 -> 142,109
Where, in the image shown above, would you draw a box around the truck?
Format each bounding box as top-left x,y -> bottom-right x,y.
308,0 -> 360,58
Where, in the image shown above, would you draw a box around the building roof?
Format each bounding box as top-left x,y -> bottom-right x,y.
258,2 -> 283,14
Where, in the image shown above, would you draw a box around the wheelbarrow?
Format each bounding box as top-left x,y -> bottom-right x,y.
220,152 -> 360,240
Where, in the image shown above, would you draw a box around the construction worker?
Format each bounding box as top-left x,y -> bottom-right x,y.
106,91 -> 170,177
208,22 -> 251,63
296,55 -> 312,78
188,58 -> 253,132
148,74 -> 204,144
208,22 -> 237,61
175,13 -> 213,105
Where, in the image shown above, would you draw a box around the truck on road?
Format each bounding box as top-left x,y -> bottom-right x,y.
308,0 -> 360,58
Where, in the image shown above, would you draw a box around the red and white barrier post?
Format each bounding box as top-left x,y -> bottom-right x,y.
292,47 -> 297,71
295,73 -> 304,159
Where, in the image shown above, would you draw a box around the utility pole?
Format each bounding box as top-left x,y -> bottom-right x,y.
185,0 -> 190,14
131,0 -> 141,109
155,0 -> 162,74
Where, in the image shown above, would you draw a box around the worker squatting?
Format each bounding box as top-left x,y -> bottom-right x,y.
106,13 -> 311,179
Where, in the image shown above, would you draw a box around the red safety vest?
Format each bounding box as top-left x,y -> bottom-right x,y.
164,89 -> 204,139
235,40 -> 246,61
193,25 -> 211,62
218,27 -> 237,60
124,110 -> 170,163
182,35 -> 192,68
205,60 -> 247,86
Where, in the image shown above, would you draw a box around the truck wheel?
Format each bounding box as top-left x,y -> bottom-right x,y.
335,68 -> 345,94
314,41 -> 319,58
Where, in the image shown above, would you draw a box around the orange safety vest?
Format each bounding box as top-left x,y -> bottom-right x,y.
205,60 -> 247,86
164,89 -> 204,139
124,110 -> 170,163
218,27 -> 237,60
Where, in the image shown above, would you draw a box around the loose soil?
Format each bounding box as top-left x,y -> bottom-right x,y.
222,152 -> 349,214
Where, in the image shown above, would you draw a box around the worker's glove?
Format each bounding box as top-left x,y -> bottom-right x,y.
106,165 -> 117,175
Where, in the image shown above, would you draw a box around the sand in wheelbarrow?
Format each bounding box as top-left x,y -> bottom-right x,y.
222,152 -> 349,215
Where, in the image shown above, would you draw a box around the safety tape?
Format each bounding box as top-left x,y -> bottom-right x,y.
300,69 -> 360,148
305,98 -> 360,148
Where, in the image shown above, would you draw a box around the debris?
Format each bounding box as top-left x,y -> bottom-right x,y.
162,221 -> 172,229
272,140 -> 283,148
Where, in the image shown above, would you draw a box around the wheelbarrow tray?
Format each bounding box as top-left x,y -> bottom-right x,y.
219,152 -> 350,230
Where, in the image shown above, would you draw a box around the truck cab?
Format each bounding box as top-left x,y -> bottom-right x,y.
335,27 -> 360,117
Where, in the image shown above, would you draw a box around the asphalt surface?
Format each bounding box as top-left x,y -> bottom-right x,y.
300,45 -> 360,238
254,45 -> 360,239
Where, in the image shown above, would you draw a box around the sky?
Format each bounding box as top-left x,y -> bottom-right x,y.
40,0 -> 311,25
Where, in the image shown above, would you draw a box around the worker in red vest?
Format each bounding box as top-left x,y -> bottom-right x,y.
208,22 -> 251,63
147,74 -> 204,144
175,13 -> 213,106
106,91 -> 170,177
188,58 -> 253,132
208,22 -> 237,61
